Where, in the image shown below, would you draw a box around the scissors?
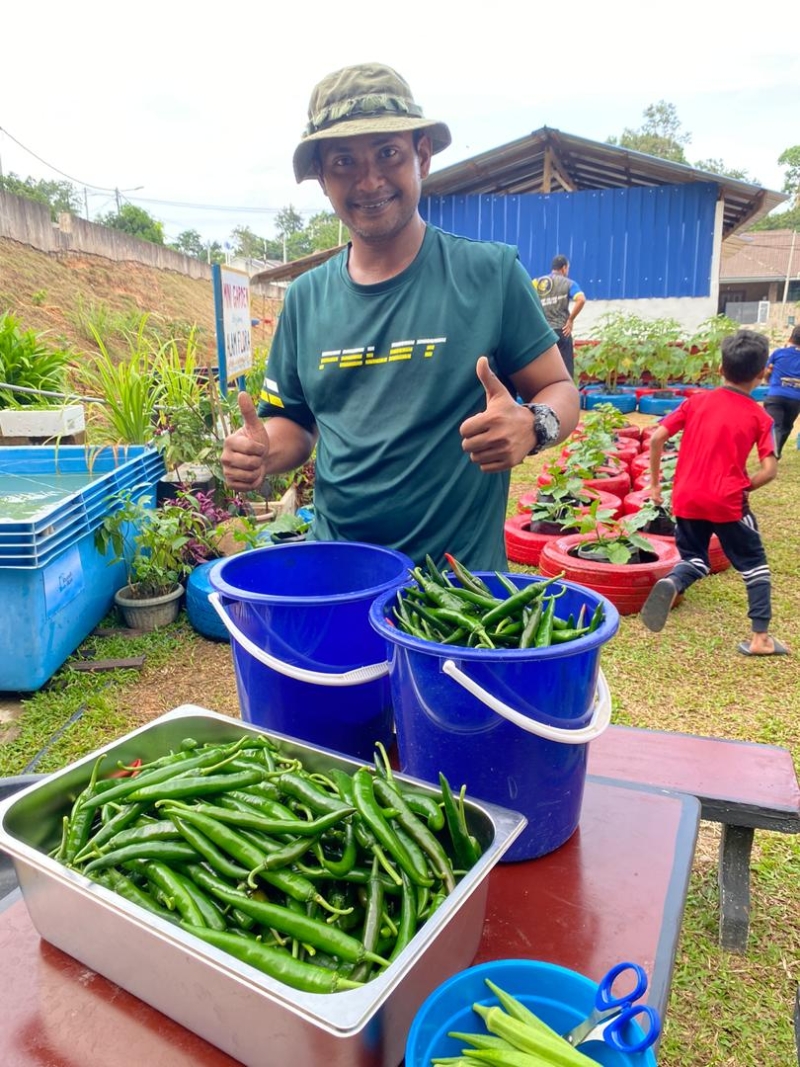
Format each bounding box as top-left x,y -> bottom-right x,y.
562,961 -> 661,1054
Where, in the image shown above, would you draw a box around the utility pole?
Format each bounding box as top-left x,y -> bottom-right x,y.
115,187 -> 121,213
84,187 -> 89,220
781,229 -> 797,311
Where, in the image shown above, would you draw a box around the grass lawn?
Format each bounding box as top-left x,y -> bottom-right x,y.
1,411 -> 798,1066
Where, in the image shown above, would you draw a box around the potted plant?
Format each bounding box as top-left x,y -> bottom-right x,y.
537,500 -> 681,615
0,313 -> 83,441
506,466 -> 622,566
95,488 -> 210,630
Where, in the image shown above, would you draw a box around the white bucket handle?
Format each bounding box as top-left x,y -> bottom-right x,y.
208,591 -> 390,687
441,659 -> 611,744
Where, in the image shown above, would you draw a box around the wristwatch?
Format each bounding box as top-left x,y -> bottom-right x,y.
523,403 -> 561,455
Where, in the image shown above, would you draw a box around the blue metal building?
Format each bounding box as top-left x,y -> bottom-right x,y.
420,127 -> 785,334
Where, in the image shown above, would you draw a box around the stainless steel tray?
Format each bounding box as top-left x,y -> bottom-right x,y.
0,705 -> 526,1067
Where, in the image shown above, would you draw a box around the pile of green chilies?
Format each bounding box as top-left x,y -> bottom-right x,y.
53,734 -> 479,994
390,554 -> 604,650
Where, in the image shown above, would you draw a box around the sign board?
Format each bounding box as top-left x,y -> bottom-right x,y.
212,264 -> 253,390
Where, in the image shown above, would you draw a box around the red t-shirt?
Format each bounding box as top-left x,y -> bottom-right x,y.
659,387 -> 776,522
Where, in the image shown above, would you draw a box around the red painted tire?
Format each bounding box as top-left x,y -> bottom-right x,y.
504,513 -> 562,566
538,533 -> 681,615
516,487 -> 623,519
616,425 -> 642,442
630,453 -> 650,480
539,466 -> 631,500
605,443 -> 639,470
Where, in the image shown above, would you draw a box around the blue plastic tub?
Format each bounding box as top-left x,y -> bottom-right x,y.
208,541 -> 413,761
406,959 -> 657,1066
582,392 -> 637,413
369,574 -> 619,861
0,446 -> 165,692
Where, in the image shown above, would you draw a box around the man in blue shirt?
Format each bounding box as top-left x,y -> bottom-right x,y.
535,255 -> 586,380
763,324 -> 800,458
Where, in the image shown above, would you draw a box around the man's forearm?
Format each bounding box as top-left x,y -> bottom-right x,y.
261,416 -> 318,475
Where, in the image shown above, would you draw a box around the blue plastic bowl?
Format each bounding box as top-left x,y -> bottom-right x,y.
406,959 -> 658,1066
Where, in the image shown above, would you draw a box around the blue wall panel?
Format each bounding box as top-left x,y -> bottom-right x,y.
420,182 -> 717,300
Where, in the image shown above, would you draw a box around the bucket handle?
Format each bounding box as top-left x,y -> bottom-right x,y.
441,659 -> 611,744
207,592 -> 390,686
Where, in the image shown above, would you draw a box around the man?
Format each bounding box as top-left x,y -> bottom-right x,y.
221,62 -> 579,570
535,255 -> 586,379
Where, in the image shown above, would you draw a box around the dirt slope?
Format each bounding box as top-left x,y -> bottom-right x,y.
0,238 -> 220,362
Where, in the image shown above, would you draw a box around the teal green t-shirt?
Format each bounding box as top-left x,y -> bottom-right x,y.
259,225 -> 556,570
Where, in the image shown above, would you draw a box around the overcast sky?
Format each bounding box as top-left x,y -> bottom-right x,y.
2,1 -> 798,247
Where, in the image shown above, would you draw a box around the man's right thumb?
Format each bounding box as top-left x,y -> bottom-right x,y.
238,391 -> 263,436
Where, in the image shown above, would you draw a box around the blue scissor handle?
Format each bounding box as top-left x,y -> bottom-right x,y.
603,1003 -> 661,1054
595,960 -> 649,1012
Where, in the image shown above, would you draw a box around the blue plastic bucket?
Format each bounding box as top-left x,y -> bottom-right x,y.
406,959 -> 657,1067
209,541 -> 413,761
369,574 -> 619,861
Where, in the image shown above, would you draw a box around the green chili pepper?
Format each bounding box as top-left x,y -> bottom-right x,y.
184,869 -> 389,967
534,597 -> 556,648
180,925 -> 364,993
439,773 -> 480,870
480,573 -> 565,628
165,811 -> 250,882
444,554 -> 493,595
352,768 -> 433,888
80,840 -> 198,874
388,870 -> 418,962
373,777 -> 455,892
126,768 -> 264,803
519,601 -> 543,649
550,625 -> 591,643
155,798 -> 353,838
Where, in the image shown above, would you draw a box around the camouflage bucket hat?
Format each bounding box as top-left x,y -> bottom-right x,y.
293,62 -> 452,183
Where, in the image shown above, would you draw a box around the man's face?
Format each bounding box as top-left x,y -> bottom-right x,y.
316,131 -> 431,245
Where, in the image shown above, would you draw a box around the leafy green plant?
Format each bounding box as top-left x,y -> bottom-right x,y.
69,295 -> 114,342
579,312 -> 649,391
527,466 -> 597,527
684,314 -> 738,386
31,289 -> 47,306
0,312 -> 73,409
94,488 -> 209,597
73,323 -> 159,443
560,498 -> 660,564
637,316 -> 683,389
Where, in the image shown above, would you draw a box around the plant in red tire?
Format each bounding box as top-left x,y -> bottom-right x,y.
507,472 -> 619,566
538,502 -> 681,615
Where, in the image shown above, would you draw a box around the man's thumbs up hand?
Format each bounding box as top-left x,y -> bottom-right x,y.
220,392 -> 270,491
460,357 -> 535,473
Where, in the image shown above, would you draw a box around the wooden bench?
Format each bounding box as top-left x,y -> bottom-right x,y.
587,724 -> 800,953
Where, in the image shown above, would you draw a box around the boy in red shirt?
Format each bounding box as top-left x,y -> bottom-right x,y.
641,329 -> 787,656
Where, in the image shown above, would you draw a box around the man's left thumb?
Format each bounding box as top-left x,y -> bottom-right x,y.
476,356 -> 506,401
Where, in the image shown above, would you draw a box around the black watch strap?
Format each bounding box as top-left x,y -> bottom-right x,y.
523,403 -> 561,455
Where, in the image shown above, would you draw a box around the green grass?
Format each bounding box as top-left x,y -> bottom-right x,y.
1,412 -> 798,1066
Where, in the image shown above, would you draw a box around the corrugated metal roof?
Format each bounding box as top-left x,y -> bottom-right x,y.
422,127 -> 787,238
719,228 -> 798,282
250,245 -> 346,284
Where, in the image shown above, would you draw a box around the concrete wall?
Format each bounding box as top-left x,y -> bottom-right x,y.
0,189 -> 212,281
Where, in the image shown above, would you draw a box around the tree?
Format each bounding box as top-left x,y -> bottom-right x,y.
306,211 -> 346,251
96,204 -> 165,245
169,229 -> 206,259
230,225 -> 270,260
275,206 -> 305,241
607,101 -> 690,164
0,172 -> 83,218
693,159 -> 755,183
778,146 -> 800,207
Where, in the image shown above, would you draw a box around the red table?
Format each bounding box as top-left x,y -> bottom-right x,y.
0,776 -> 699,1066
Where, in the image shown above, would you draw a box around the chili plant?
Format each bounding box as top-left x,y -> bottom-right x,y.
559,498 -> 660,564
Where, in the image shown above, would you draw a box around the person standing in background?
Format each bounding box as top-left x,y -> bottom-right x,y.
763,324 -> 800,458
534,255 -> 586,380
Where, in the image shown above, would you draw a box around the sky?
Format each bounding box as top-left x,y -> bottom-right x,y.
1,1 -> 798,249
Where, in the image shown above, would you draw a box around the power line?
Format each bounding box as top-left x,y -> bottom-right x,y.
0,125 -> 120,193
130,195 -> 316,215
